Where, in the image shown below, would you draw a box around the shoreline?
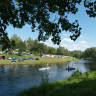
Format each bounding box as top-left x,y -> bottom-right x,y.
0,56 -> 78,65
18,71 -> 96,96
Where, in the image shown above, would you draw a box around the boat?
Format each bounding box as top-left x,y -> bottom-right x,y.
65,67 -> 75,70
39,67 -> 50,70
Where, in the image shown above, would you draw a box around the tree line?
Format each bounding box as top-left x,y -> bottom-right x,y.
2,34 -> 96,60
82,47 -> 96,60
0,34 -> 83,57
10,34 -> 70,55
1,0 -> 96,49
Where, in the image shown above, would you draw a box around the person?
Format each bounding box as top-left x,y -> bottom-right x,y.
68,66 -> 70,69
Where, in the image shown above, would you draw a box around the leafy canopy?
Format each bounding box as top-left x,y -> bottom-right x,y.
0,0 -> 96,49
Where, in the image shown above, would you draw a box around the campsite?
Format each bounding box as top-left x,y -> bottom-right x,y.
0,54 -> 77,65
1,0 -> 96,96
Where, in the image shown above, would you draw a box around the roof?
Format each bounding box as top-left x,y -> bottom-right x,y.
0,55 -> 5,57
28,57 -> 34,60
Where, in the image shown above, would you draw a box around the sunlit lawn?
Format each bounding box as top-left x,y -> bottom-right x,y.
0,55 -> 78,65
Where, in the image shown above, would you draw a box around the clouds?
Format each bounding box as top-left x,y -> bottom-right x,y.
40,38 -> 58,48
83,44 -> 89,47
60,44 -> 68,48
40,36 -> 90,51
60,43 -> 80,51
60,37 -> 90,51
41,32 -> 90,51
80,35 -> 84,39
63,33 -> 69,36
60,43 -> 89,51
80,41 -> 87,44
62,38 -> 73,42
79,40 -> 89,48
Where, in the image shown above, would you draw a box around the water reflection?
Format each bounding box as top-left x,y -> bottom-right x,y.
0,59 -> 96,96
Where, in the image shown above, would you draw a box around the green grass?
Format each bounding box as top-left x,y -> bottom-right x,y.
1,54 -> 40,59
0,54 -> 78,65
18,71 -> 96,96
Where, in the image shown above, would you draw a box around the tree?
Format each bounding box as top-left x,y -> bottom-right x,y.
90,48 -> 96,59
63,49 -> 71,56
48,47 -> 56,55
10,34 -> 22,49
25,37 -> 34,53
30,39 -> 39,53
10,40 -> 16,50
0,33 -> 11,51
84,47 -> 96,59
1,0 -> 96,49
37,43 -> 48,54
71,50 -> 82,58
84,48 -> 91,59
18,41 -> 27,52
66,50 -> 71,56
56,46 -> 66,55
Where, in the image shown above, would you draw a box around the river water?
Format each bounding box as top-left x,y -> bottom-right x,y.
0,59 -> 96,96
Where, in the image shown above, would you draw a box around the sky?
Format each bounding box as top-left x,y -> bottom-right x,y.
6,3 -> 96,51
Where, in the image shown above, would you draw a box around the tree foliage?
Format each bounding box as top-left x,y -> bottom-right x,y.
37,43 -> 48,54
1,0 -> 96,49
56,46 -> 66,55
9,34 -> 74,55
10,40 -> 16,50
83,47 -> 96,59
30,39 -> 39,53
0,33 -> 11,51
71,50 -> 82,58
48,47 -> 56,55
25,37 -> 34,52
10,34 -> 22,49
18,41 -> 27,52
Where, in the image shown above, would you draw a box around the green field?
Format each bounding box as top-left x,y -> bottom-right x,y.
18,71 -> 96,96
0,54 -> 78,65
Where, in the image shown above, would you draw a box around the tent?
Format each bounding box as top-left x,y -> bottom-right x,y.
0,55 -> 6,60
35,58 -> 39,60
18,58 -> 24,62
12,58 -> 16,62
28,57 -> 34,60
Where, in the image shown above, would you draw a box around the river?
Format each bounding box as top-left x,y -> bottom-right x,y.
0,59 -> 96,96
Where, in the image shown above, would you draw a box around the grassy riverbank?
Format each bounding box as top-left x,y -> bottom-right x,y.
0,54 -> 78,65
18,71 -> 96,96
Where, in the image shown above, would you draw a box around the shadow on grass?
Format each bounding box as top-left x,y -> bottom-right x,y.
18,71 -> 96,96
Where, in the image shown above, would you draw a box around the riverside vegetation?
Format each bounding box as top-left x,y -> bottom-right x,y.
18,71 -> 96,96
0,54 -> 78,65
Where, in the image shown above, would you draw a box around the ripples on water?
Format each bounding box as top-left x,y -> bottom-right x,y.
0,59 -> 96,96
